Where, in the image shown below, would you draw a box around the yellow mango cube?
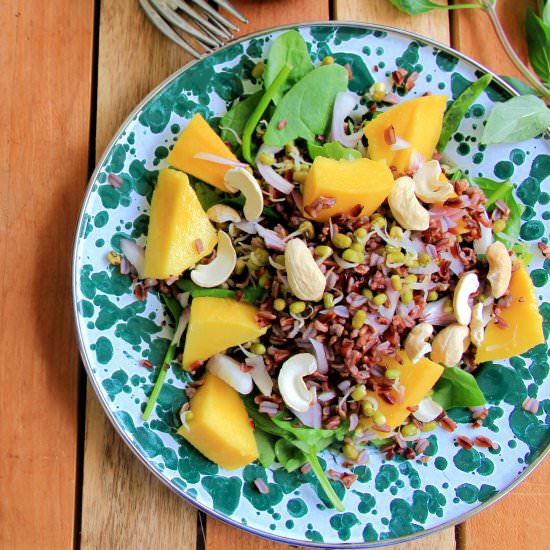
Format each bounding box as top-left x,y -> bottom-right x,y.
363,95 -> 448,172
178,373 -> 258,470
476,264 -> 544,363
143,168 -> 217,280
367,351 -> 444,430
182,297 -> 267,370
302,157 -> 394,222
167,113 -> 238,191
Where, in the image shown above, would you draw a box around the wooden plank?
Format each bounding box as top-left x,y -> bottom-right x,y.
0,1 -> 94,548
80,1 -> 198,548
451,0 -> 536,81
452,1 -> 550,547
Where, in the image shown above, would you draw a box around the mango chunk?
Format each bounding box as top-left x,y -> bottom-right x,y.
182,297 -> 267,370
363,95 -> 448,172
178,373 -> 258,470
476,264 -> 544,363
167,113 -> 238,191
302,157 -> 394,222
143,169 -> 217,280
366,351 -> 444,430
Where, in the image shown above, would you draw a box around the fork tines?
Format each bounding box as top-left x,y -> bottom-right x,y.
140,0 -> 248,58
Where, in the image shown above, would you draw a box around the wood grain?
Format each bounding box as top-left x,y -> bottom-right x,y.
81,1 -> 197,548
0,1 -> 94,548
452,1 -> 550,547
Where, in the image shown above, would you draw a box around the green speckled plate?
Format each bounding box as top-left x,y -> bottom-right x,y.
73,22 -> 550,548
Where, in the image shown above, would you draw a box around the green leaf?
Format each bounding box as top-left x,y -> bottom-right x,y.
254,429 -> 277,468
307,140 -> 362,161
512,242 -> 535,266
544,1 -> 550,26
501,75 -> 540,97
274,438 -> 307,471
437,74 -> 492,152
388,0 -> 481,15
160,292 -> 183,322
481,95 -> 550,144
264,30 -> 314,105
526,7 -> 550,85
473,177 -> 524,242
263,64 -> 349,147
190,180 -> 223,211
220,92 -> 262,147
432,367 -> 486,409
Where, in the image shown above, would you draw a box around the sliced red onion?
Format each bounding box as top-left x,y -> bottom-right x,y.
108,173 -> 123,188
165,274 -> 179,286
348,413 -> 359,432
330,92 -> 363,148
332,305 -> 350,318
245,355 -> 273,396
119,257 -> 131,275
256,146 -> 294,194
440,249 -> 465,276
346,292 -> 368,308
429,205 -> 466,221
421,298 -> 456,326
338,380 -> 351,392
255,224 -> 286,251
193,152 -> 248,168
292,401 -> 322,429
390,136 -> 411,151
120,238 -> 145,279
378,289 -> 400,321
309,338 -> 328,374
234,220 -> 258,234
318,390 -> 336,402
325,270 -> 339,289
291,189 -> 303,210
474,220 -> 493,256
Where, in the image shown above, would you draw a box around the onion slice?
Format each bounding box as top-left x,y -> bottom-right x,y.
309,338 -> 328,374
330,92 -> 363,148
245,355 -> 273,396
193,152 -> 248,168
255,224 -> 286,251
256,146 -> 294,194
120,238 -> 145,279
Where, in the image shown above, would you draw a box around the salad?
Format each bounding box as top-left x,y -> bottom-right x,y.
111,30 -> 545,512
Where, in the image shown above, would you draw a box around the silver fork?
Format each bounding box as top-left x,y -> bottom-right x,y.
139,0 -> 248,58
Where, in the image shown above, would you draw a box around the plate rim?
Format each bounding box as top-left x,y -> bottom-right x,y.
72,20 -> 550,548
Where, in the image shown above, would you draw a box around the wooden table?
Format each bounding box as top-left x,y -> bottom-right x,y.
2,0 -> 548,548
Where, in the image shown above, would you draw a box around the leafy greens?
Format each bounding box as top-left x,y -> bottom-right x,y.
432,367 -> 486,409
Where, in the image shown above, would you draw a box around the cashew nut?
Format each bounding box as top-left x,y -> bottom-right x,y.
190,230 -> 236,288
413,397 -> 443,423
207,204 -> 241,223
431,323 -> 470,367
470,302 -> 486,347
412,160 -> 455,203
404,322 -> 434,364
486,241 -> 512,298
278,353 -> 317,412
388,176 -> 430,231
453,272 -> 479,326
224,167 -> 263,221
285,239 -> 326,301
206,354 -> 253,394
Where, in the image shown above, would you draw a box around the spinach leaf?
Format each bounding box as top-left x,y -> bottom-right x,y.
526,7 -> 550,85
512,242 -> 535,266
389,0 -> 481,15
501,75 -> 540,97
274,438 -> 306,472
432,367 -> 486,409
264,30 -> 314,105
307,141 -> 362,161
254,428 -> 277,468
270,414 -> 347,450
220,92 -> 262,147
175,280 -> 266,304
481,95 -> 550,144
263,64 -> 349,147
473,177 -> 525,243
437,74 -> 492,152
190,180 -> 223,211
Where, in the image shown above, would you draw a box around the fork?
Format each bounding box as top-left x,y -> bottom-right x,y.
139,0 -> 248,58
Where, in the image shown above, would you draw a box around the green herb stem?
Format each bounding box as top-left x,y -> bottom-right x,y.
485,180 -> 512,208
481,0 -> 550,101
242,63 -> 293,164
142,343 -> 176,420
307,451 -> 345,512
